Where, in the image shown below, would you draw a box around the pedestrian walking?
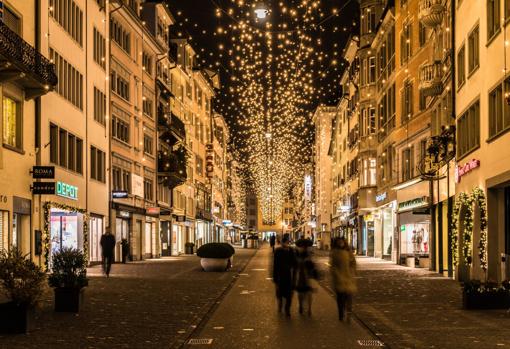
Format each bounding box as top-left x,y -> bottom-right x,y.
100,228 -> 116,277
295,238 -> 318,316
121,238 -> 130,263
330,237 -> 357,322
270,233 -> 276,253
273,234 -> 297,317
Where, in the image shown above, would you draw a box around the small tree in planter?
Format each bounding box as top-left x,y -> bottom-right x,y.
197,243 -> 235,272
48,248 -> 88,313
0,248 -> 46,334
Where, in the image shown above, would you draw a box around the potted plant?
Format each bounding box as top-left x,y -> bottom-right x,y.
462,279 -> 510,309
48,247 -> 88,313
197,243 -> 235,272
0,248 -> 46,334
185,242 -> 195,255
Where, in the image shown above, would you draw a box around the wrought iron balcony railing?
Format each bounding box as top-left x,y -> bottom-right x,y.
419,62 -> 443,97
418,0 -> 446,28
0,21 -> 57,98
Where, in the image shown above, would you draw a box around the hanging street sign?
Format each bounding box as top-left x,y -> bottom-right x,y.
112,190 -> 129,199
32,182 -> 56,195
31,166 -> 55,179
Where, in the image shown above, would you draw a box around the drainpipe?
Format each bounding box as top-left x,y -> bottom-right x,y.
448,0 -> 456,278
34,0 -> 41,264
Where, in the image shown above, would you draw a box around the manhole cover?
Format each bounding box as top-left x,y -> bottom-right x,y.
357,339 -> 384,347
187,338 -> 213,345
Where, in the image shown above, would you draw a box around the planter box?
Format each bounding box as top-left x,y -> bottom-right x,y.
54,287 -> 84,313
463,291 -> 510,310
200,258 -> 228,272
0,302 -> 30,334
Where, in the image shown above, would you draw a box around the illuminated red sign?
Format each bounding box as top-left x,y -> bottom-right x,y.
455,159 -> 480,183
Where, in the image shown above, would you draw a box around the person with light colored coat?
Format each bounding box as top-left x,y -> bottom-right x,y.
330,237 -> 357,322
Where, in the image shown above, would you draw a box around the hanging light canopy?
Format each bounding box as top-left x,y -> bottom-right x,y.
254,2 -> 269,19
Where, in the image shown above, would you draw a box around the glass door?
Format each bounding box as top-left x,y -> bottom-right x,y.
89,216 -> 103,262
0,211 -> 8,251
145,222 -> 152,257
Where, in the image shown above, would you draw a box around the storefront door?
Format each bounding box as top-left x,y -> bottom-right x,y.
160,221 -> 171,256
89,216 -> 104,263
0,211 -> 8,251
115,218 -> 130,261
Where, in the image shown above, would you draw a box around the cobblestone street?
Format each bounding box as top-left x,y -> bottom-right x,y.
0,248 -> 255,349
315,251 -> 510,349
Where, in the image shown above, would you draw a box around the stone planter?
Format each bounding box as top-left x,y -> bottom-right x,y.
463,291 -> 510,310
54,287 -> 84,313
0,302 -> 30,334
200,258 -> 229,272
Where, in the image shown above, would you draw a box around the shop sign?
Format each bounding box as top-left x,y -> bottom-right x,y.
304,175 -> 312,201
13,196 -> 31,215
131,174 -> 144,198
455,159 -> 480,183
112,190 -> 128,199
223,220 -> 232,226
119,211 -> 131,218
31,166 -> 55,179
146,207 -> 160,216
376,192 -> 387,203
56,181 -> 78,200
205,143 -> 214,179
175,215 -> 186,222
398,196 -> 428,212
32,182 -> 56,195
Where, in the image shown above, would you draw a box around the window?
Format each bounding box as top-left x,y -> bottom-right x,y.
196,155 -> 203,176
468,25 -> 480,74
3,6 -> 20,34
143,134 -> 153,155
419,23 -> 427,47
49,0 -> 83,45
487,0 -> 501,41
143,52 -> 153,76
360,107 -> 375,137
110,18 -> 131,54
49,48 -> 83,109
112,116 -> 130,143
144,178 -> 154,201
506,0 -> 510,20
112,167 -> 131,193
489,79 -> 510,138
143,97 -> 153,118
457,101 -> 480,159
401,147 -> 414,182
369,57 -> 376,84
186,82 -> 192,100
49,123 -> 83,174
2,96 -> 22,150
361,6 -> 376,35
400,22 -> 412,64
457,45 -> 466,88
111,69 -> 130,101
93,87 -> 106,125
93,27 -> 106,69
361,158 -> 377,187
91,146 -> 106,182
401,81 -> 413,122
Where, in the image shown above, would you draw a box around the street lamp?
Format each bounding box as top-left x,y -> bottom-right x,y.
254,2 -> 269,19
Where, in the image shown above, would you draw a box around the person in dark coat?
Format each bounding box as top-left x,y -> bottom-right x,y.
273,234 -> 297,317
295,239 -> 318,316
270,234 -> 276,253
100,228 -> 116,277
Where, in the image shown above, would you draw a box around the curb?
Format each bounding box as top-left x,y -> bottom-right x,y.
170,248 -> 259,349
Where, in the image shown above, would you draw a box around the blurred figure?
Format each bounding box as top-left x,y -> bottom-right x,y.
295,238 -> 318,316
270,233 -> 276,253
330,237 -> 357,322
273,234 -> 296,317
100,228 -> 116,277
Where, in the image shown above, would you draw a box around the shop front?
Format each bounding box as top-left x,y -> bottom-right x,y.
374,191 -> 397,261
360,214 -> 374,256
89,215 -> 104,263
397,196 -> 430,268
172,215 -> 186,255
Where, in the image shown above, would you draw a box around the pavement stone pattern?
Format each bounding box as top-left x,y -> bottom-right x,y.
314,249 -> 510,349
0,247 -> 255,349
186,245 -> 380,349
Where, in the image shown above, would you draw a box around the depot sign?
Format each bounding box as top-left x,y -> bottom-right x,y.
455,159 -> 480,183
56,181 -> 78,200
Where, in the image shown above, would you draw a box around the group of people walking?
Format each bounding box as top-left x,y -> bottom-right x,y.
272,234 -> 357,321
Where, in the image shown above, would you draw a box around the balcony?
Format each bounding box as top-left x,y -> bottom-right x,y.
157,146 -> 188,189
418,0 -> 445,28
159,113 -> 186,146
0,21 -> 57,99
419,62 -> 443,97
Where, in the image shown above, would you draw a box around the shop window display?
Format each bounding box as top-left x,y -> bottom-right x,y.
400,223 -> 429,256
50,209 -> 83,260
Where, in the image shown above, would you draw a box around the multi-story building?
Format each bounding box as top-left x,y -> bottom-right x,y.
211,113 -> 229,242
108,0 -> 161,261
246,192 -> 258,231
0,1 -> 57,263
454,0 -> 510,283
37,0 -> 109,267
313,105 -> 336,249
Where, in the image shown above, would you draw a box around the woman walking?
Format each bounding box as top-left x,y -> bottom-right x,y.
295,238 -> 318,316
330,237 -> 357,322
